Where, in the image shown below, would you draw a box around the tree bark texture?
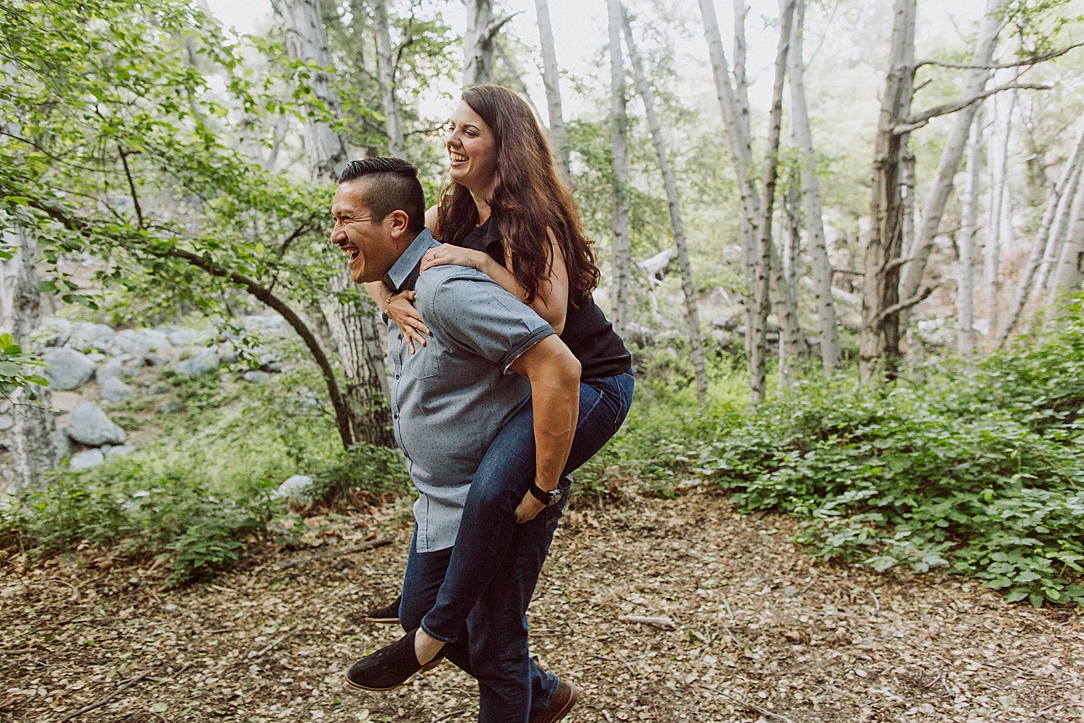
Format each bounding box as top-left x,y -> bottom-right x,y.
534,0 -> 570,181
753,0 -> 797,398
998,119 -> 1084,343
607,0 -> 631,339
372,0 -> 405,159
1034,163 -> 1082,298
623,10 -> 708,403
280,0 -> 395,448
0,226 -> 57,490
463,0 -> 502,87
1049,174 -> 1084,302
898,0 -> 1007,325
958,106 -> 984,359
787,0 -> 841,372
984,81 -> 1016,336
860,0 -> 915,382
280,0 -> 350,180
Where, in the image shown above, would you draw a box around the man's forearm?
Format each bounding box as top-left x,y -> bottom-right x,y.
528,354 -> 580,491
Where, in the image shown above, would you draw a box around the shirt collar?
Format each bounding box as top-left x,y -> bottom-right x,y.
383,228 -> 439,293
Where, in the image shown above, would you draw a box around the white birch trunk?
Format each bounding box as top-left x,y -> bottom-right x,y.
984,82 -> 1015,336
958,106 -> 984,359
280,0 -> 395,447
898,0 -> 1007,322
607,0 -> 631,338
463,0 -> 498,87
623,11 -> 708,402
787,0 -> 841,372
1049,177 -> 1084,303
534,0 -> 570,181
372,0 -> 405,159
0,227 -> 57,490
1034,164 -> 1082,296
998,120 -> 1084,343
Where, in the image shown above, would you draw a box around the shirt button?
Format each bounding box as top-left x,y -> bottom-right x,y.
394,374 -> 400,380
398,333 -> 403,340
393,413 -> 399,420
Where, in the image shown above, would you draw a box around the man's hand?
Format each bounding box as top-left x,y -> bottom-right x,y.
514,491 -> 546,523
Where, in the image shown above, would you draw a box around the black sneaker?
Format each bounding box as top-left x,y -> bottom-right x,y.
345,628 -> 444,691
363,594 -> 401,624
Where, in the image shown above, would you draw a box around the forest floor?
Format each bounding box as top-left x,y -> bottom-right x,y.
2,489 -> 1082,723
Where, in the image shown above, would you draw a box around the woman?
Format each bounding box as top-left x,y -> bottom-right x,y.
354,85 -> 633,717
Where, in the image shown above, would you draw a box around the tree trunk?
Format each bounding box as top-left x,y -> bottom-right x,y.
534,0 -> 570,181
372,0 -> 405,159
787,0 -> 841,372
1048,176 -> 1084,302
860,0 -> 915,382
1034,164 -> 1082,297
0,226 -> 57,490
958,106 -> 984,359
997,120 -> 1084,344
464,0 -> 503,87
280,0 -> 395,448
623,10 -> 708,403
751,0 -> 797,400
607,0 -> 631,339
898,0 -> 1007,325
984,82 -> 1015,336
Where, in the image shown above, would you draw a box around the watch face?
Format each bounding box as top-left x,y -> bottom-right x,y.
549,487 -> 566,507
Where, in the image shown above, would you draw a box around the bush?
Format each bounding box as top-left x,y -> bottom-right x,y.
690,296 -> 1084,607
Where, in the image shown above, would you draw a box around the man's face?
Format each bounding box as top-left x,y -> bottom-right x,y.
331,181 -> 401,284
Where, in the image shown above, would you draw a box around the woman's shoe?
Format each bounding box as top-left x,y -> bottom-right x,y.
363,594 -> 402,624
345,628 -> 444,691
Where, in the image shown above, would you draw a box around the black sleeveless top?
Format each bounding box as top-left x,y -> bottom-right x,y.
454,219 -> 631,380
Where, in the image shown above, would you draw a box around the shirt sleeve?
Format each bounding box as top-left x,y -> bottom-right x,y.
418,268 -> 556,372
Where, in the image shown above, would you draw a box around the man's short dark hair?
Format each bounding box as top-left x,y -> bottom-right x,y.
338,157 -> 425,233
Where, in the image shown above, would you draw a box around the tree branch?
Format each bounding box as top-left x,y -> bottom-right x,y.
117,145 -> 144,230
915,42 -> 1084,71
875,284 -> 938,323
484,12 -> 519,43
896,82 -> 1051,134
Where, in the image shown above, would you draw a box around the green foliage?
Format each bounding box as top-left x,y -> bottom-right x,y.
308,443 -> 411,502
688,297 -> 1084,607
0,333 -> 48,398
1,461 -> 275,585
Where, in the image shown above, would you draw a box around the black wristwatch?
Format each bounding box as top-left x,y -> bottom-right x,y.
528,482 -> 566,508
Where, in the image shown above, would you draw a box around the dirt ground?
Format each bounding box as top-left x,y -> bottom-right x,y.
2,490 -> 1082,723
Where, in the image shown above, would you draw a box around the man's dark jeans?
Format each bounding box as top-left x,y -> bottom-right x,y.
401,370 -> 634,721
399,477 -> 569,723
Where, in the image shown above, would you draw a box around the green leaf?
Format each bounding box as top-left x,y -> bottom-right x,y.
0,361 -> 22,376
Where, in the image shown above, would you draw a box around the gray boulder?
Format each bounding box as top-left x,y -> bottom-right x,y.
145,352 -> 169,367
167,328 -> 200,346
69,448 -> 105,471
274,475 -> 315,506
69,323 -> 115,352
105,444 -> 135,459
174,349 -> 219,376
0,415 -> 12,432
147,382 -> 172,395
111,329 -> 150,357
35,318 -> 72,348
43,348 -> 95,390
53,429 -> 72,461
95,358 -> 125,386
66,402 -> 126,446
242,370 -> 270,384
137,329 -> 169,350
100,377 -> 135,403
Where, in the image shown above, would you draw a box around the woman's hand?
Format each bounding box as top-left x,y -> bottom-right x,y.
514,490 -> 546,524
385,290 -> 430,353
420,245 -> 490,273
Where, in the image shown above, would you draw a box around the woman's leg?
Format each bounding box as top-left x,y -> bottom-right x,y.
421,370 -> 635,643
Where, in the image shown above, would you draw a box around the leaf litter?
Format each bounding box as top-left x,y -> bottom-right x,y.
1,489 -> 1081,722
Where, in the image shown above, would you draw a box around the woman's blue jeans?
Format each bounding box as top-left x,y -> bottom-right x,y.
400,369 -> 634,721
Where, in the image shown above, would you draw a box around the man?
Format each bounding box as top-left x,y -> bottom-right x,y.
331,157 -> 580,723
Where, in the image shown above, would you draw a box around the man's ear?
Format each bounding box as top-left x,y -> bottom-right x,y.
386,210 -> 411,245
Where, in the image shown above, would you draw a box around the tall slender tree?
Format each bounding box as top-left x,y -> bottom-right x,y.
787,0 -> 840,373
623,9 -> 708,402
860,0 -> 915,381
279,0 -> 395,447
607,0 -> 631,338
958,107 -> 985,359
1049,176 -> 1084,303
371,0 -> 405,158
534,0 -> 569,181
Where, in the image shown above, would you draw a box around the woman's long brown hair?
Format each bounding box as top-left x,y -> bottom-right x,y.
437,85 -> 600,306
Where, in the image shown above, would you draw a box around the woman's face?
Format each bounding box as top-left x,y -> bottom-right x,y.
446,100 -> 497,193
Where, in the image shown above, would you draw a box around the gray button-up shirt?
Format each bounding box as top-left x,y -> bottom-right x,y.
384,230 -> 556,552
